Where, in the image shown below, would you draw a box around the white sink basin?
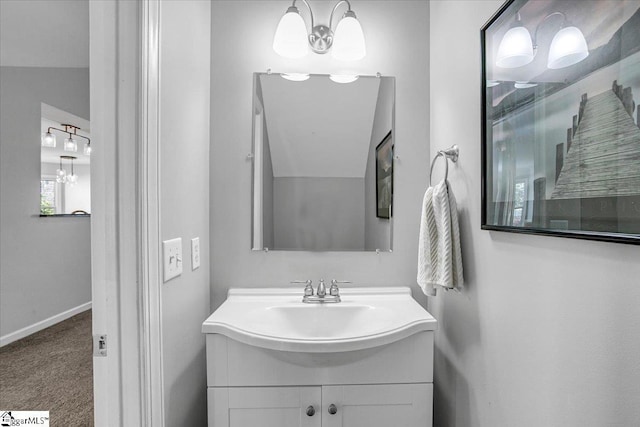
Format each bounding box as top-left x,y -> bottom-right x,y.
202,287 -> 437,352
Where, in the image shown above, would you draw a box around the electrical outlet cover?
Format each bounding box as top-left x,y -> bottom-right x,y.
191,237 -> 200,270
163,238 -> 183,282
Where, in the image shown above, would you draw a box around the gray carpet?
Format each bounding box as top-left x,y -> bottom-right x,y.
0,310 -> 94,426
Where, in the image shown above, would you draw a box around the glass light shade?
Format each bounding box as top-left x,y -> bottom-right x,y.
281,73 -> 310,82
84,141 -> 92,156
41,132 -> 56,148
273,7 -> 309,59
496,25 -> 534,68
329,74 -> 359,84
486,80 -> 500,88
547,26 -> 589,69
64,137 -> 77,152
67,173 -> 78,186
56,169 -> 67,183
331,14 -> 366,61
64,137 -> 78,151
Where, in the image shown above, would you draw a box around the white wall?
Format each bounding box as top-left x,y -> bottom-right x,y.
273,177 -> 365,250
211,0 -> 430,308
159,1 -> 211,426
429,2 -> 640,426
0,66 -> 91,339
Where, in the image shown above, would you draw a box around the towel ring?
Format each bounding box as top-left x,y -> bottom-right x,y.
429,145 -> 459,186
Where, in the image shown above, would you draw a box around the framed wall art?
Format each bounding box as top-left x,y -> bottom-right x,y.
376,131 -> 393,219
481,0 -> 640,244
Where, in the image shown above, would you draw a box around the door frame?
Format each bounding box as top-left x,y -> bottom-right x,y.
90,0 -> 164,425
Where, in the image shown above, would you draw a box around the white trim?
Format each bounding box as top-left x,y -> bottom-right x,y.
90,0 -> 145,425
139,0 -> 165,425
0,302 -> 92,347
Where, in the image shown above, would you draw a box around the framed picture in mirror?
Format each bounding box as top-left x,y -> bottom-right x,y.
376,130 -> 393,219
481,0 -> 640,244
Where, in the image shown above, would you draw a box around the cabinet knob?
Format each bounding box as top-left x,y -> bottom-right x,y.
328,404 -> 337,415
306,405 -> 315,416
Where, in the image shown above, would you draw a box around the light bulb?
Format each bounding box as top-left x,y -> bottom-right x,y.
64,137 -> 77,152
273,6 -> 309,59
547,26 -> 589,69
41,132 -> 57,148
84,141 -> 92,156
281,73 -> 310,82
331,11 -> 366,61
496,25 -> 534,68
56,169 -> 67,183
514,81 -> 537,89
67,174 -> 78,186
329,74 -> 359,84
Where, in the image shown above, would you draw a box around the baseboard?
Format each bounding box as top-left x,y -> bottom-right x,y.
0,301 -> 92,347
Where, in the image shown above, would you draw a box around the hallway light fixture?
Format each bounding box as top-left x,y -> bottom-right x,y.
496,11 -> 588,69
273,0 -> 366,60
42,123 -> 91,156
56,155 -> 78,186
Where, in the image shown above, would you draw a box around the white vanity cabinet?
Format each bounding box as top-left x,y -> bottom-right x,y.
209,384 -> 431,427
202,287 -> 437,427
205,332 -> 435,427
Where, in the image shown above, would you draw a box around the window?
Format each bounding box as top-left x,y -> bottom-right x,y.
40,179 -> 58,215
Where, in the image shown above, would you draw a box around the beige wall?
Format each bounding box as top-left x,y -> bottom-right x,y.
429,1 -> 640,426
210,0 -> 430,308
159,1 -> 211,426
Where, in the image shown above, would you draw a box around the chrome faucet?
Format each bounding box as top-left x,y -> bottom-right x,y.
294,278 -> 350,303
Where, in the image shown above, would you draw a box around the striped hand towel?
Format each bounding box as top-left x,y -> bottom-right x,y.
417,180 -> 463,296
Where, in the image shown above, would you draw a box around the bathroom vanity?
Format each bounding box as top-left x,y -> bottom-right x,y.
202,287 -> 437,427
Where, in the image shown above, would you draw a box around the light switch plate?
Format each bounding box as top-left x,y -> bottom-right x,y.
163,237 -> 183,282
191,237 -> 200,270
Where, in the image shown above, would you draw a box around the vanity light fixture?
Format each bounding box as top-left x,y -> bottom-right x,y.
496,11 -> 588,69
41,123 -> 91,156
56,155 -> 78,185
273,0 -> 366,61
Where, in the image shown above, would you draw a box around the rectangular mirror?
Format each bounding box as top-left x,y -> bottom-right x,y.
40,103 -> 91,216
251,73 -> 395,251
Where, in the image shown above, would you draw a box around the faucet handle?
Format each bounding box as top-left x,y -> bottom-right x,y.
330,280 -> 349,296
291,280 -> 314,296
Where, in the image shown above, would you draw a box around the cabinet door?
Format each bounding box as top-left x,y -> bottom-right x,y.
322,384 -> 433,427
208,386 -> 321,427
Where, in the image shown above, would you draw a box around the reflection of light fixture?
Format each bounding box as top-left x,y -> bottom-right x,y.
547,26 -> 589,69
514,81 -> 537,89
42,123 -> 91,156
496,11 -> 588,69
273,0 -> 366,60
57,155 -> 78,185
329,74 -> 359,83
281,73 -> 310,81
496,13 -> 534,68
486,80 -> 500,87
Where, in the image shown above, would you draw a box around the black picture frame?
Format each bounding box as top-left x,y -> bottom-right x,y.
481,0 -> 640,245
375,130 -> 393,219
